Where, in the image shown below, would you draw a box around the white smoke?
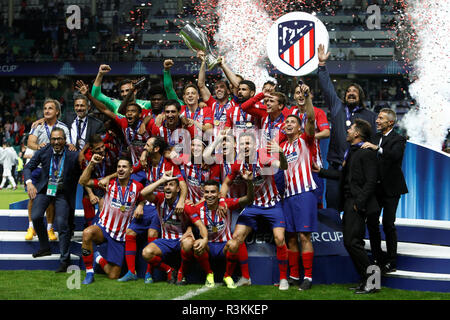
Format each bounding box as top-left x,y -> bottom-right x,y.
213,0 -> 276,91
400,0 -> 450,150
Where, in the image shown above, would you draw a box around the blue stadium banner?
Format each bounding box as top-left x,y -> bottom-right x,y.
0,60 -> 412,76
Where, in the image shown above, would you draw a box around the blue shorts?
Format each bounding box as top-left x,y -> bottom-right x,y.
152,238 -> 181,257
236,202 -> 286,231
208,242 -> 226,259
283,192 -> 318,233
128,204 -> 161,235
312,172 -> 324,205
97,224 -> 125,267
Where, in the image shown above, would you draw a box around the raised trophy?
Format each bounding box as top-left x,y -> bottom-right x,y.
179,22 -> 220,70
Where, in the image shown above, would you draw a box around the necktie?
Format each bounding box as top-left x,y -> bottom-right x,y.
76,119 -> 83,149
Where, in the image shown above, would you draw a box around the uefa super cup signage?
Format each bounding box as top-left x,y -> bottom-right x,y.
266,12 -> 329,76
179,22 -> 221,70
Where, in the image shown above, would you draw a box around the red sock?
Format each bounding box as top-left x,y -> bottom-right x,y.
148,255 -> 171,274
82,252 -> 93,271
82,197 -> 95,226
195,251 -> 212,274
302,251 -> 314,279
145,237 -> 157,274
238,243 -> 250,279
288,250 -> 300,279
225,251 -> 239,278
179,249 -> 194,281
125,234 -> 137,274
97,256 -> 108,270
276,244 -> 288,280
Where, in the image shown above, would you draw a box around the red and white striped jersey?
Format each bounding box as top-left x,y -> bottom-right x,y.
194,198 -> 240,243
180,105 -> 213,124
133,157 -> 184,192
225,103 -> 262,138
114,115 -> 149,167
94,178 -> 144,241
151,193 -> 197,240
227,150 -> 281,207
182,161 -> 221,203
206,96 -> 235,141
149,120 -> 195,155
281,133 -> 317,198
287,106 -> 330,167
220,162 -> 247,199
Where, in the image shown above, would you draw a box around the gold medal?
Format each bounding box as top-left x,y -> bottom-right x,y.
214,120 -> 220,126
246,122 -> 252,128
212,226 -> 218,233
120,205 -> 126,212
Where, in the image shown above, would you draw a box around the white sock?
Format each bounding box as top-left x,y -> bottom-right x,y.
86,268 -> 94,274
304,276 -> 312,282
47,223 -> 53,231
95,255 -> 103,264
29,221 -> 33,228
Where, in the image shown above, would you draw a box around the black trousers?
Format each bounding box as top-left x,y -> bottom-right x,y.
367,194 -> 400,265
325,164 -> 341,210
342,198 -> 372,281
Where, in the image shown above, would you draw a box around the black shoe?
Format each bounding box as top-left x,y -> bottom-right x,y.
55,262 -> 70,273
32,248 -> 51,258
176,277 -> 187,286
299,278 -> 312,291
354,285 -> 379,294
348,282 -> 365,291
288,277 -> 300,286
382,262 -> 397,274
167,268 -> 177,284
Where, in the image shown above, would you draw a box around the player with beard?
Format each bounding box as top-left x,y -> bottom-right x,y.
140,173 -> 209,284
91,64 -> 152,115
79,155 -> 145,284
145,100 -> 195,157
197,51 -> 235,140
221,132 -> 290,290
91,98 -> 149,170
118,136 -> 187,284
317,44 -> 376,210
81,134 -> 118,226
288,81 -> 330,208
162,59 -> 213,133
224,80 -> 262,139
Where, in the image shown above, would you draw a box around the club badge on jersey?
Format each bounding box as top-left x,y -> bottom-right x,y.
266,12 -> 329,76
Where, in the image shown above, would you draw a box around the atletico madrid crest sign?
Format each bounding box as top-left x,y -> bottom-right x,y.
267,12 -> 329,76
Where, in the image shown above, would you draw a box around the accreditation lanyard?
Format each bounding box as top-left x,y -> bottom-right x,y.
116,178 -> 132,211
214,101 -> 229,121
267,113 -> 284,139
193,164 -> 205,185
341,141 -> 365,170
185,107 -> 201,121
243,162 -> 257,178
149,156 -> 165,182
204,202 -> 219,231
345,106 -> 362,127
125,120 -> 142,145
49,151 -> 66,180
163,195 -> 180,223
44,122 -> 53,141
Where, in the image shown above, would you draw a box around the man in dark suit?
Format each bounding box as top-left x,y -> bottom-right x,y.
62,94 -> 105,152
316,118 -> 379,294
63,93 -> 105,228
362,108 -> 408,273
24,128 -> 82,272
